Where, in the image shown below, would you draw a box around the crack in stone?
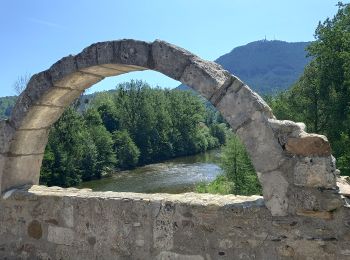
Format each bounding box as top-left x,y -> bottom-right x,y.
234,118 -> 253,132
209,76 -> 236,106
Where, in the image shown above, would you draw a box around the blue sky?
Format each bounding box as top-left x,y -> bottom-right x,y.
0,0 -> 341,97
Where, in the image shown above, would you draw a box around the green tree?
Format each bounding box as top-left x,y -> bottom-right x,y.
220,134 -> 261,195
84,108 -> 116,177
112,130 -> 140,169
40,108 -> 98,186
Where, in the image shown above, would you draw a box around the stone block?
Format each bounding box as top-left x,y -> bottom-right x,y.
49,55 -> 78,84
75,43 -> 98,70
215,85 -> 273,131
152,40 -> 195,80
180,57 -> 232,100
119,39 -> 151,68
47,226 -> 74,245
24,71 -> 55,103
0,120 -> 15,154
337,176 -> 350,196
11,104 -> 65,130
258,171 -> 289,216
294,156 -> 336,188
9,129 -> 49,155
61,205 -> 74,228
236,113 -> 285,173
209,76 -> 243,105
1,154 -> 43,192
96,41 -> 119,65
269,119 -> 305,135
286,133 -> 331,156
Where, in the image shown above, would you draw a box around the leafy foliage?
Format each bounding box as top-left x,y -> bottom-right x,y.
267,3 -> 350,175
0,96 -> 17,120
196,133 -> 261,195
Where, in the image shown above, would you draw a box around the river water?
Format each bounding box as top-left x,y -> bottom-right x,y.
79,148 -> 222,193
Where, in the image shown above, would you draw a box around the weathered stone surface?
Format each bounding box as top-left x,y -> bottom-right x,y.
296,210 -> 333,219
294,156 -> 337,188
47,226 -> 74,245
0,186 -> 349,259
49,55 -> 78,84
152,40 -> 194,80
1,154 -> 43,192
180,57 -> 232,100
11,104 -> 65,130
258,171 -> 289,216
35,87 -> 82,107
269,119 -> 305,136
27,220 -> 43,239
236,113 -> 285,173
52,71 -> 102,90
338,176 -> 350,196
268,119 -> 305,146
0,119 -> 15,153
286,132 -> 331,156
157,252 -> 204,260
215,85 -> 274,132
119,39 -> 151,67
8,128 -> 49,155
79,65 -> 126,77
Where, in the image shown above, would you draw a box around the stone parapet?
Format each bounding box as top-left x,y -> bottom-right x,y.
0,186 -> 350,259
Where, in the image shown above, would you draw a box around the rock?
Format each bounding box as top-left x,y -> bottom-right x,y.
337,176 -> 350,196
294,156 -> 336,188
269,119 -> 305,137
258,171 -> 289,216
286,132 -> 331,156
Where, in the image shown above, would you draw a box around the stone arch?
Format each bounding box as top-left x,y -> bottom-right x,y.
0,39 -> 338,216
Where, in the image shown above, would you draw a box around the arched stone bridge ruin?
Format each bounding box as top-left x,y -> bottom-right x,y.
0,39 -> 350,259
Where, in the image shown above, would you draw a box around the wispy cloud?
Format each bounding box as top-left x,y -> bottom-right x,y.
28,18 -> 64,29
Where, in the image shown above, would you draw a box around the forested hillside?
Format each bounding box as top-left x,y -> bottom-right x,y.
216,40 -> 311,94
178,40 -> 311,94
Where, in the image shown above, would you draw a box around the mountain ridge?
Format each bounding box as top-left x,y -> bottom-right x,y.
178,40 -> 311,94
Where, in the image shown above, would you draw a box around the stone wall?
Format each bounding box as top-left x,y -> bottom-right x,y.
0,185 -> 350,260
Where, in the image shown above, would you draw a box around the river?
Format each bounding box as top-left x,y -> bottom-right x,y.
79,148 -> 222,193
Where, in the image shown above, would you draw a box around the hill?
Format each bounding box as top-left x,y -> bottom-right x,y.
178,40 -> 311,94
